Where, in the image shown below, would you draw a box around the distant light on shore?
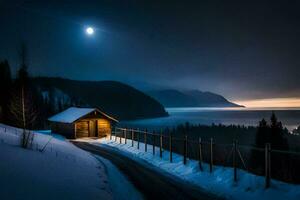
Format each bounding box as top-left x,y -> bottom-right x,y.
234,98 -> 300,108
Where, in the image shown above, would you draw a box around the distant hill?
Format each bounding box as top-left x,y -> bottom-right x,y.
147,89 -> 243,108
32,77 -> 168,120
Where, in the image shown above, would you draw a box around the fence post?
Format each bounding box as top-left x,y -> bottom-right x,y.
120,132 -> 122,144
183,135 -> 187,165
169,134 -> 173,162
210,138 -> 214,173
124,129 -> 127,144
131,129 -> 134,147
137,129 -> 140,149
233,140 -> 237,182
152,131 -> 155,155
115,129 -> 117,142
160,132 -> 163,158
144,129 -> 147,152
198,137 -> 203,171
265,143 -> 271,188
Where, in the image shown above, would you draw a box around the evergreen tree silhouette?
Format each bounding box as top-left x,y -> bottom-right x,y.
269,112 -> 289,150
255,118 -> 269,148
250,112 -> 289,179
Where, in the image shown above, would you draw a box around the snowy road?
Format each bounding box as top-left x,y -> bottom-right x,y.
94,156 -> 144,200
73,142 -> 222,200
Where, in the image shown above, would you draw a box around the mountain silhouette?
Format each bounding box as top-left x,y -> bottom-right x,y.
147,89 -> 243,107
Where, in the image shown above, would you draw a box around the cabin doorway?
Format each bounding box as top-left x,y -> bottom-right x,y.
97,119 -> 111,138
89,120 -> 98,137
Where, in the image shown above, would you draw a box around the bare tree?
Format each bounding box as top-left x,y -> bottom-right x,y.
10,86 -> 37,148
9,42 -> 37,148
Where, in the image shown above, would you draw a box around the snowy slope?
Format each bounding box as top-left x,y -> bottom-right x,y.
82,137 -> 300,200
0,124 -> 112,200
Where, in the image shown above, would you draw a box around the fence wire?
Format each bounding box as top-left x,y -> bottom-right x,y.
114,127 -> 300,185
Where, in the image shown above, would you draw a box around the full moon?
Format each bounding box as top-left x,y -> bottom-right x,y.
86,27 -> 94,35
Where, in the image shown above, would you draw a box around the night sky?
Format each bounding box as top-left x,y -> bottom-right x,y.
1,0 -> 300,102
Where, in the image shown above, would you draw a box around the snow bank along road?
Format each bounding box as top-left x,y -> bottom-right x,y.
73,141 -> 222,200
94,138 -> 300,200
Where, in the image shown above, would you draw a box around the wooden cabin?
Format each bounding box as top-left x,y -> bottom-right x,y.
48,107 -> 118,139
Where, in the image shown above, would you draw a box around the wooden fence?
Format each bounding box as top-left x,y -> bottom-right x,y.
110,127 -> 300,188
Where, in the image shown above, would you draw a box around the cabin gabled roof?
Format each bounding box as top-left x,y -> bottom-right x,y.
48,107 -> 118,123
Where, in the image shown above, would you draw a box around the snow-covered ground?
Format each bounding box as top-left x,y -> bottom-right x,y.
0,124 -> 142,200
81,136 -> 300,200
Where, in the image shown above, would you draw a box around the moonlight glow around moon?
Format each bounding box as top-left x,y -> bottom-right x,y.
85,27 -> 94,35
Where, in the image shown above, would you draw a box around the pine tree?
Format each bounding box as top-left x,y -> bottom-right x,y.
250,113 -> 289,178
255,118 -> 269,148
269,112 -> 289,150
253,113 -> 289,150
250,118 -> 269,172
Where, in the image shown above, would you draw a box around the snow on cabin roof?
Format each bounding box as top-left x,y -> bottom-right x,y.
48,107 -> 118,123
48,107 -> 95,123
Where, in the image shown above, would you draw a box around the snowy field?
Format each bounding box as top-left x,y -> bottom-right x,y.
81,136 -> 300,200
0,124 -> 141,200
